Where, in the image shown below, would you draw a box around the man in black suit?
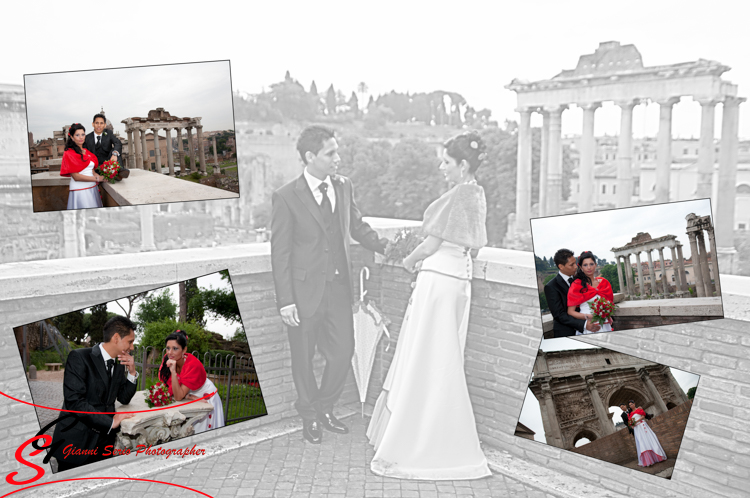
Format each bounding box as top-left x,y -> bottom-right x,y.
620,403 -> 634,436
84,113 -> 128,179
544,248 -> 601,337
271,125 -> 387,444
50,316 -> 138,471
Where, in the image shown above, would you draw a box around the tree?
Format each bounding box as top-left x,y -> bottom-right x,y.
115,292 -> 149,319
88,303 -> 110,344
140,319 -> 218,359
326,84 -> 337,115
134,288 -> 177,332
687,386 -> 696,400
600,264 -> 621,293
478,125 -> 517,245
543,274 -> 556,286
54,310 -> 86,345
348,91 -> 360,117
538,292 -> 548,311
309,80 -> 318,96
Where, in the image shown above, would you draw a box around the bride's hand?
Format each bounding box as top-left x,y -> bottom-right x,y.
403,256 -> 417,273
584,314 -> 593,320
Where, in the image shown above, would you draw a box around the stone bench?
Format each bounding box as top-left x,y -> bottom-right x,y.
45,363 -> 62,371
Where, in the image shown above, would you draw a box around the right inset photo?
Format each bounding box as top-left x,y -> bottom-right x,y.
531,199 -> 724,338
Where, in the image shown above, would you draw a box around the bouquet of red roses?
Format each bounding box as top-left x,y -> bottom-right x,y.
145,382 -> 173,408
96,160 -> 121,184
591,295 -> 617,325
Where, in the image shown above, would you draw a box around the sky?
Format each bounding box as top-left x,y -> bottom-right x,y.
24,61 -> 234,140
518,337 -> 700,444
2,1 -> 750,140
530,199 -> 713,264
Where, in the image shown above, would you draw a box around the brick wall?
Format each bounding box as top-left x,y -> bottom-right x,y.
572,400 -> 693,464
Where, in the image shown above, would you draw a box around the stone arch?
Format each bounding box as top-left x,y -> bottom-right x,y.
666,402 -> 677,410
572,428 -> 599,448
607,385 -> 650,410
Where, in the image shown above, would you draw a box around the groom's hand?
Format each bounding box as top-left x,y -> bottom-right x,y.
118,353 -> 136,376
585,320 -> 601,333
280,304 -> 300,327
112,412 -> 135,429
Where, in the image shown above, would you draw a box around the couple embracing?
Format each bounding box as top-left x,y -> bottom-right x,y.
270,125 -> 492,480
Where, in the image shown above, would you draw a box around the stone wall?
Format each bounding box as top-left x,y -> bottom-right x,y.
571,400 -> 693,464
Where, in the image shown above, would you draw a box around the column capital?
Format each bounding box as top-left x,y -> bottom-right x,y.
579,102 -> 602,112
723,95 -> 747,108
615,98 -> 641,110
695,97 -> 721,107
656,96 -> 681,107
515,106 -> 534,115
543,104 -> 568,115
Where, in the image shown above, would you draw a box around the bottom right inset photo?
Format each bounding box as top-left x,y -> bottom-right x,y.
515,337 -> 699,479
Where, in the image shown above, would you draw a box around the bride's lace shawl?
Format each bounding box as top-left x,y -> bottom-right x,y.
421,183 -> 487,249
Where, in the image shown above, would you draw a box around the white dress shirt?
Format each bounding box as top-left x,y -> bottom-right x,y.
304,167 -> 336,212
99,343 -> 138,433
559,271 -> 574,286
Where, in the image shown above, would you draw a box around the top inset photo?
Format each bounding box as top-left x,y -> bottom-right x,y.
533,199 -> 724,338
25,61 -> 239,212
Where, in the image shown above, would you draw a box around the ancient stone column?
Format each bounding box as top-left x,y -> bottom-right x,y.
139,205 -> 156,251
677,243 -> 689,292
541,387 -> 563,447
536,392 -> 554,446
134,128 -> 143,170
658,247 -> 669,295
538,110 -> 550,217
212,137 -> 219,169
655,97 -> 680,203
706,227 -> 721,296
545,105 -> 567,216
586,377 -> 615,435
175,127 -> 184,174
616,100 -> 636,208
616,255 -> 626,296
62,211 -> 81,258
696,99 -> 718,199
151,128 -> 161,174
126,128 -> 134,170
186,126 -> 195,174
696,230 -> 714,296
51,137 -> 59,158
624,253 -> 635,298
716,96 -> 745,273
515,107 -> 533,234
645,249 -> 656,296
579,102 -> 601,212
196,125 -> 208,175
670,245 -> 683,294
687,232 -> 705,297
640,369 -> 668,415
165,128 -> 175,176
634,251 -> 645,297
140,127 -> 148,171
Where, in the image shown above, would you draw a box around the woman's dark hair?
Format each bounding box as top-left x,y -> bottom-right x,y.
65,123 -> 86,161
572,250 -> 597,294
443,130 -> 486,174
159,330 -> 189,384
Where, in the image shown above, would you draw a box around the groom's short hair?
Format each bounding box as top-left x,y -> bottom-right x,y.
553,248 -> 575,268
93,113 -> 106,123
297,125 -> 335,164
102,315 -> 135,342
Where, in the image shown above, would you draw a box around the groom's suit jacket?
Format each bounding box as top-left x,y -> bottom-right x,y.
544,274 -> 586,337
271,173 -> 386,318
50,345 -> 137,468
84,131 -> 122,167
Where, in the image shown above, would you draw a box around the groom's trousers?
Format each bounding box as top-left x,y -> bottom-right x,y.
287,275 -> 354,421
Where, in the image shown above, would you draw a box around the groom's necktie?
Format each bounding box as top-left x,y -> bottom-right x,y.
568,277 -> 573,285
319,183 -> 333,222
96,135 -> 102,150
106,358 -> 114,382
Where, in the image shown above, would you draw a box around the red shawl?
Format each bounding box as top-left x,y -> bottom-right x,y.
567,277 -> 614,307
165,353 -> 207,396
628,408 -> 647,420
60,148 -> 98,177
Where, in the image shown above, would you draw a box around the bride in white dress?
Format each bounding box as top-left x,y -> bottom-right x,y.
566,251 -> 613,334
60,123 -> 104,210
366,131 -> 491,480
627,401 -> 667,466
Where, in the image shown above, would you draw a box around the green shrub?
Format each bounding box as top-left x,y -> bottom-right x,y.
139,319 -> 215,358
29,350 -> 65,371
190,172 -> 202,180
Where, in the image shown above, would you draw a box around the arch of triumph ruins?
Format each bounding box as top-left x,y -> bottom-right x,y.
508,41 -> 744,272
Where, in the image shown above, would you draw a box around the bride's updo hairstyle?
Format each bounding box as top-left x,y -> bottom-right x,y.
443,130 -> 487,175
65,123 -> 87,161
572,250 -> 597,294
159,330 -> 189,384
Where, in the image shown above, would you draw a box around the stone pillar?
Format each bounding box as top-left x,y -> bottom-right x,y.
165,128 -> 175,176
186,126 -> 195,174
645,249 -> 656,295
579,102 -> 601,212
538,110 -> 550,217
616,100 -> 636,208
196,125 -> 208,174
134,128 -> 143,170
716,96 -> 745,273
616,255 -> 626,296
545,105 -> 567,216
174,127 -> 183,174
515,107 -> 533,234
140,127 -> 148,171
51,138 -> 59,159
624,253 -> 635,298
139,205 -> 156,251
212,137 -> 219,169
677,243 -> 688,292
658,247 -> 669,295
634,251 -> 645,297
62,211 -> 80,258
687,232 -> 705,297
670,245 -> 683,294
655,97 -> 680,203
696,99 -> 718,199
586,377 -> 615,435
541,387 -> 563,447
126,128 -> 134,170
640,369 -> 668,415
696,230 -> 714,295
536,392 -> 554,446
707,227 -> 721,296
151,128 -> 161,174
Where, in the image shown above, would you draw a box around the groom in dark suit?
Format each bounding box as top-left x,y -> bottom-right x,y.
544,248 -> 601,337
84,113 -> 128,179
271,125 -> 387,444
50,316 -> 138,471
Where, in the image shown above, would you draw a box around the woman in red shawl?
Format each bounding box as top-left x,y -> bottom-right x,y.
627,400 -> 667,467
158,330 -> 224,433
60,123 -> 104,209
567,251 -> 614,334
